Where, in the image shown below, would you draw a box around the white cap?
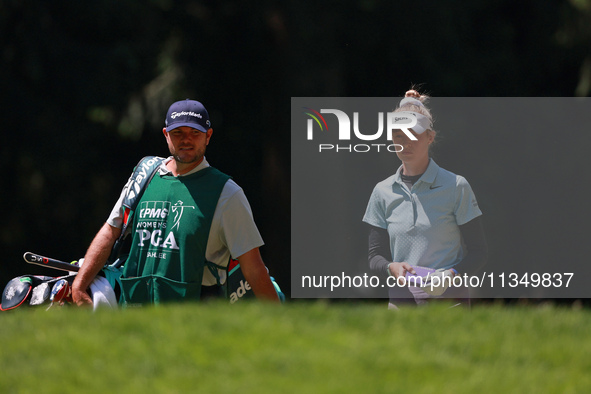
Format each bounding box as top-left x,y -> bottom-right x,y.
391,111 -> 431,134
399,97 -> 425,108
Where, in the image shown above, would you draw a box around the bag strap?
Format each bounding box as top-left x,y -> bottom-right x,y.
108,156 -> 165,266
205,260 -> 226,286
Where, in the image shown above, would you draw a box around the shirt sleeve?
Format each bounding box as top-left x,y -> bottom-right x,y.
217,185 -> 264,259
106,184 -> 128,229
368,225 -> 392,276
454,176 -> 482,226
363,185 -> 388,229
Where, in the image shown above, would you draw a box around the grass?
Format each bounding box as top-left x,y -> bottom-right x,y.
0,301 -> 590,393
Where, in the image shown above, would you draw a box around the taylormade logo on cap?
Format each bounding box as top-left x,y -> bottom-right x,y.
165,99 -> 211,132
170,111 -> 202,119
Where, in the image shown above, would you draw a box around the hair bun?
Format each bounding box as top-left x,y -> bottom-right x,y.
405,90 -> 421,99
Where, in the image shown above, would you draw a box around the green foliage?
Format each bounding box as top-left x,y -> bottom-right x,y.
1,302 -> 590,393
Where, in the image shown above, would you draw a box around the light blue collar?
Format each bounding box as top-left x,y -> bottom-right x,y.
393,158 -> 440,186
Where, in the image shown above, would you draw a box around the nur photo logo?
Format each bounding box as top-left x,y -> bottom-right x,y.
303,107 -> 419,153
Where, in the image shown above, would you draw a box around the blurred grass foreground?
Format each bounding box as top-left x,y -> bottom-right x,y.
1,301 -> 590,393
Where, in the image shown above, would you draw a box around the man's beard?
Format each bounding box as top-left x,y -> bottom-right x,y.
172,146 -> 206,164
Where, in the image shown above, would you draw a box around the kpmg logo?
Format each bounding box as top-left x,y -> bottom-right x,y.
303,107 -> 415,153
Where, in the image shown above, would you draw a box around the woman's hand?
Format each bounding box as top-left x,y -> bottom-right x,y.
388,262 -> 416,279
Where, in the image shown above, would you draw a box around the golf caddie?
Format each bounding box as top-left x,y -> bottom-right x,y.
72,99 -> 280,306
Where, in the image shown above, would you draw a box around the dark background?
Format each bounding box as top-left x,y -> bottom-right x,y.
1,0 -> 590,299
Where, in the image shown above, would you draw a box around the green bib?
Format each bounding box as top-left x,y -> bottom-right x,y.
120,166 -> 230,305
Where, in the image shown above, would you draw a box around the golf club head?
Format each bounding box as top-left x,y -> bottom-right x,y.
30,282 -> 52,306
1,276 -> 34,311
49,279 -> 72,304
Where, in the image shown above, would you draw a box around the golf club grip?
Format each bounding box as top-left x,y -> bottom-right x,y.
23,252 -> 80,272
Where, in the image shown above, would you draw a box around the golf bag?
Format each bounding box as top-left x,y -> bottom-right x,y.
1,255 -> 125,311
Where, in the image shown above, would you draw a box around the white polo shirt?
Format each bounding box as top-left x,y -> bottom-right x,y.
363,159 -> 482,270
107,157 -> 264,286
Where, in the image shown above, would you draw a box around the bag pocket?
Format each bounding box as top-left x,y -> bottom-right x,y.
120,275 -> 202,305
153,276 -> 201,303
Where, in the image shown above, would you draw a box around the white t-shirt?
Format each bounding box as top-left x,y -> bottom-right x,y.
107,157 -> 264,285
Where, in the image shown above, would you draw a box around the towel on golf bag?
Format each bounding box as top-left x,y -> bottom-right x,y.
90,275 -> 117,310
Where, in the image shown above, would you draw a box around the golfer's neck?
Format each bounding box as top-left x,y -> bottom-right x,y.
401,157 -> 430,176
